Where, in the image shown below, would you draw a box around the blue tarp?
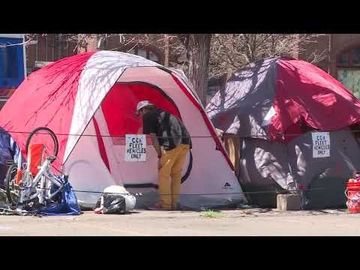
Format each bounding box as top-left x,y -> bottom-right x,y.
38,180 -> 81,216
0,127 -> 20,165
0,127 -> 20,188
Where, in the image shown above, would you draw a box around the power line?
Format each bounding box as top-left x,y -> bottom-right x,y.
6,129 -> 360,139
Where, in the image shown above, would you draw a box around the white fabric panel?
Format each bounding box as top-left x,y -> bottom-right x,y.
93,106 -> 159,186
117,67 -> 246,204
109,144 -> 158,184
63,120 -> 117,207
92,108 -> 125,185
64,51 -> 159,164
61,51 -> 247,208
92,107 -> 163,187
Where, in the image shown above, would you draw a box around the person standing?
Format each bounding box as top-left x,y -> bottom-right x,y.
136,100 -> 191,210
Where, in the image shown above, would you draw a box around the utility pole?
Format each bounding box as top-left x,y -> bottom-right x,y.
164,34 -> 170,67
328,34 -> 333,75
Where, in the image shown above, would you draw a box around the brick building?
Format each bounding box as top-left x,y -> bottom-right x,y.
25,34 -> 78,72
299,34 -> 360,98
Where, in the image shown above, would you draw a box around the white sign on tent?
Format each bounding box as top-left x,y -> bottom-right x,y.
312,132 -> 330,158
125,134 -> 147,161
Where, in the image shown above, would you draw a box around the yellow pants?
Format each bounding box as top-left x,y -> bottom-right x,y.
159,144 -> 190,210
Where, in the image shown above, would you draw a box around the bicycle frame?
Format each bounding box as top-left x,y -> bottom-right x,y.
19,157 -> 65,205
5,127 -> 62,207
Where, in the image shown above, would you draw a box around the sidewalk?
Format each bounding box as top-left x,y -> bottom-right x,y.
0,208 -> 359,236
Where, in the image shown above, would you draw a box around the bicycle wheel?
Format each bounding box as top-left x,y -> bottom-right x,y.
25,127 -> 59,163
4,163 -> 20,206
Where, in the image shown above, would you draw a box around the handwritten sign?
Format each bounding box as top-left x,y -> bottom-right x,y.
312,132 -> 330,158
125,134 -> 146,161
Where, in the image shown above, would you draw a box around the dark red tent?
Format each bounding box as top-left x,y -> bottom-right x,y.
207,57 -> 360,142
206,57 -> 360,209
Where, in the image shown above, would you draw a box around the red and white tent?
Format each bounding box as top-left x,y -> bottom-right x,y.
0,51 -> 246,209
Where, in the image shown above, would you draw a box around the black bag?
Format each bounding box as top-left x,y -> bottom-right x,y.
95,194 -> 126,214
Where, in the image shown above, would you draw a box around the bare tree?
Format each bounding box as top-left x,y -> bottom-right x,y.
24,34 -> 327,106
177,34 -> 211,106
99,33 -> 211,105
209,34 -> 328,79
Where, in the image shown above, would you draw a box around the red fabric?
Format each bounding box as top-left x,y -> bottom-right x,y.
268,59 -> 360,142
15,169 -> 23,185
93,118 -> 110,171
28,143 -> 44,176
0,52 -> 94,170
101,82 -> 181,140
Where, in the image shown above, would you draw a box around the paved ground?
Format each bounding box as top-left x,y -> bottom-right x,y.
1,208 -> 360,236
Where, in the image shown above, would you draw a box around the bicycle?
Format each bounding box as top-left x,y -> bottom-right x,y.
5,127 -> 66,208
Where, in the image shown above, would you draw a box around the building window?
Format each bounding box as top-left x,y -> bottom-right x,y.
149,51 -> 159,62
338,52 -> 349,66
337,69 -> 360,98
337,47 -> 360,67
337,46 -> 360,98
137,48 -> 147,59
352,48 -> 360,66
